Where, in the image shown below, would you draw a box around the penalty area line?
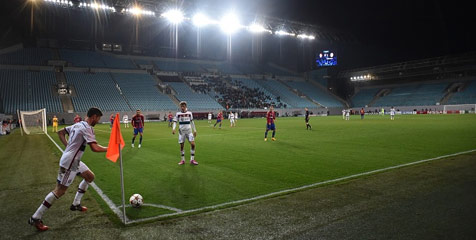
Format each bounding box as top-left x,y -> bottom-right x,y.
126,148 -> 476,224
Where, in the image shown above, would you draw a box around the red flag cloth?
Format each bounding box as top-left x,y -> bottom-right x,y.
106,113 -> 125,162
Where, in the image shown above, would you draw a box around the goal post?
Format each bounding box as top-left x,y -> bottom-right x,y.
443,104 -> 476,114
19,108 -> 47,135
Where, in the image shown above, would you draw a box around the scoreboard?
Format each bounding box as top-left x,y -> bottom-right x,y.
316,50 -> 337,67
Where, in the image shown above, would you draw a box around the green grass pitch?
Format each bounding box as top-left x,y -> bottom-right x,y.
25,114 -> 476,221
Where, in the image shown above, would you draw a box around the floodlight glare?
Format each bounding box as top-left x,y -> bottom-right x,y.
248,23 -> 268,33
162,9 -> 184,24
193,13 -> 212,27
220,13 -> 242,34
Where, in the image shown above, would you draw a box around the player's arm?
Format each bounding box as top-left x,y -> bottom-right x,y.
58,128 -> 68,147
89,142 -> 107,152
172,115 -> 177,134
191,120 -> 197,137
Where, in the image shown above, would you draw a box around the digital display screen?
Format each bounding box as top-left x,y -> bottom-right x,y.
316,50 -> 337,67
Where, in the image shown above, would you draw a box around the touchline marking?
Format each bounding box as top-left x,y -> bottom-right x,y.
126,148 -> 476,224
45,133 -> 476,224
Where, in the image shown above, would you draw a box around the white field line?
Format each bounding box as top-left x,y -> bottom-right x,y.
46,132 -> 476,224
126,148 -> 476,224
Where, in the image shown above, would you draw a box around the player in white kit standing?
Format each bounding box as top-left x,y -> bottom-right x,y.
29,107 -> 108,231
229,111 -> 235,127
207,112 -> 212,124
173,101 -> 198,165
390,106 -> 396,120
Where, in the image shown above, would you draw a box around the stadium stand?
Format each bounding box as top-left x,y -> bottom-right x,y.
167,82 -> 223,110
372,82 -> 449,107
60,49 -> 106,68
112,73 -> 177,111
0,69 -> 62,113
102,54 -> 137,69
287,81 -> 343,107
232,77 -> 282,107
65,71 -> 130,112
155,60 -> 205,72
0,48 -> 53,66
447,80 -> 476,104
200,62 -> 242,75
351,88 -> 381,107
258,79 -> 313,108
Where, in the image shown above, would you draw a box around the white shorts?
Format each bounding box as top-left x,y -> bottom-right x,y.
230,119 -> 235,123
178,130 -> 194,144
57,161 -> 90,187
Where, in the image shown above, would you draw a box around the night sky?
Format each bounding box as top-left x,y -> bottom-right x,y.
197,0 -> 476,63
1,0 -> 475,68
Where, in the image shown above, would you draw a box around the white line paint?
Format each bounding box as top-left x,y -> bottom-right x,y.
126,148 -> 476,224
45,133 -> 476,224
118,203 -> 183,212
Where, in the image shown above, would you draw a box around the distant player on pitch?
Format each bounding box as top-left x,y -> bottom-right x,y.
131,109 -> 144,148
208,112 -> 212,124
229,111 -> 236,127
29,107 -> 107,232
214,110 -> 223,129
264,106 -> 277,141
52,115 -> 58,132
123,114 -> 129,128
173,101 -> 198,165
390,106 -> 396,120
305,108 -> 312,130
167,111 -> 173,128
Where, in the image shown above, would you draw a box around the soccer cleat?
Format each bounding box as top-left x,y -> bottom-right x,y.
29,217 -> 49,232
178,160 -> 185,165
264,138 -> 268,141
70,204 -> 88,212
131,144 -> 134,148
138,144 -> 141,149
272,138 -> 276,141
190,160 -> 199,165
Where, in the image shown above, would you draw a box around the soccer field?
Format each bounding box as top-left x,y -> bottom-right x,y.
40,114 -> 476,222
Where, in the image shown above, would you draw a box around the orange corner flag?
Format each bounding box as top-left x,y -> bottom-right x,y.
106,113 -> 125,162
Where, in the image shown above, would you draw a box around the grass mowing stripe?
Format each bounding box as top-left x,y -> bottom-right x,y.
126,148 -> 476,224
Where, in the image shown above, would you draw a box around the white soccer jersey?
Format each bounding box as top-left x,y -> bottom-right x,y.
123,115 -> 128,122
345,110 -> 350,116
59,121 -> 97,171
390,108 -> 396,116
229,113 -> 234,120
208,113 -> 212,120
173,111 -> 196,133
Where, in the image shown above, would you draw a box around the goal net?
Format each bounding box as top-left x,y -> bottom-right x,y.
19,108 -> 47,135
443,104 -> 476,114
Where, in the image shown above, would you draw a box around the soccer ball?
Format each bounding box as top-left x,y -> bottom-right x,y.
129,194 -> 143,208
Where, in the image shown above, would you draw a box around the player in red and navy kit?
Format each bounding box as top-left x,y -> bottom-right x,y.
213,111 -> 223,129
167,112 -> 173,128
73,114 -> 82,123
264,106 -> 276,141
131,109 -> 145,148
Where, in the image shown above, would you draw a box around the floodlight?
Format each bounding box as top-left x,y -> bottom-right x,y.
248,23 -> 269,33
276,30 -> 295,37
192,13 -> 212,27
162,9 -> 184,24
220,13 -> 242,34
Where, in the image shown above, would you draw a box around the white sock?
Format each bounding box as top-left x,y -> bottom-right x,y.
73,180 -> 89,206
190,149 -> 195,161
181,151 -> 185,161
32,192 -> 58,219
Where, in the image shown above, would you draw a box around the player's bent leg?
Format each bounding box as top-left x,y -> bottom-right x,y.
71,164 -> 94,212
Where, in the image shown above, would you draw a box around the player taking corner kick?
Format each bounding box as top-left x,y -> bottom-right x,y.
29,107 -> 108,232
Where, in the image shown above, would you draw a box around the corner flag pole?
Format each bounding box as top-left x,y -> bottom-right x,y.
119,142 -> 126,224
